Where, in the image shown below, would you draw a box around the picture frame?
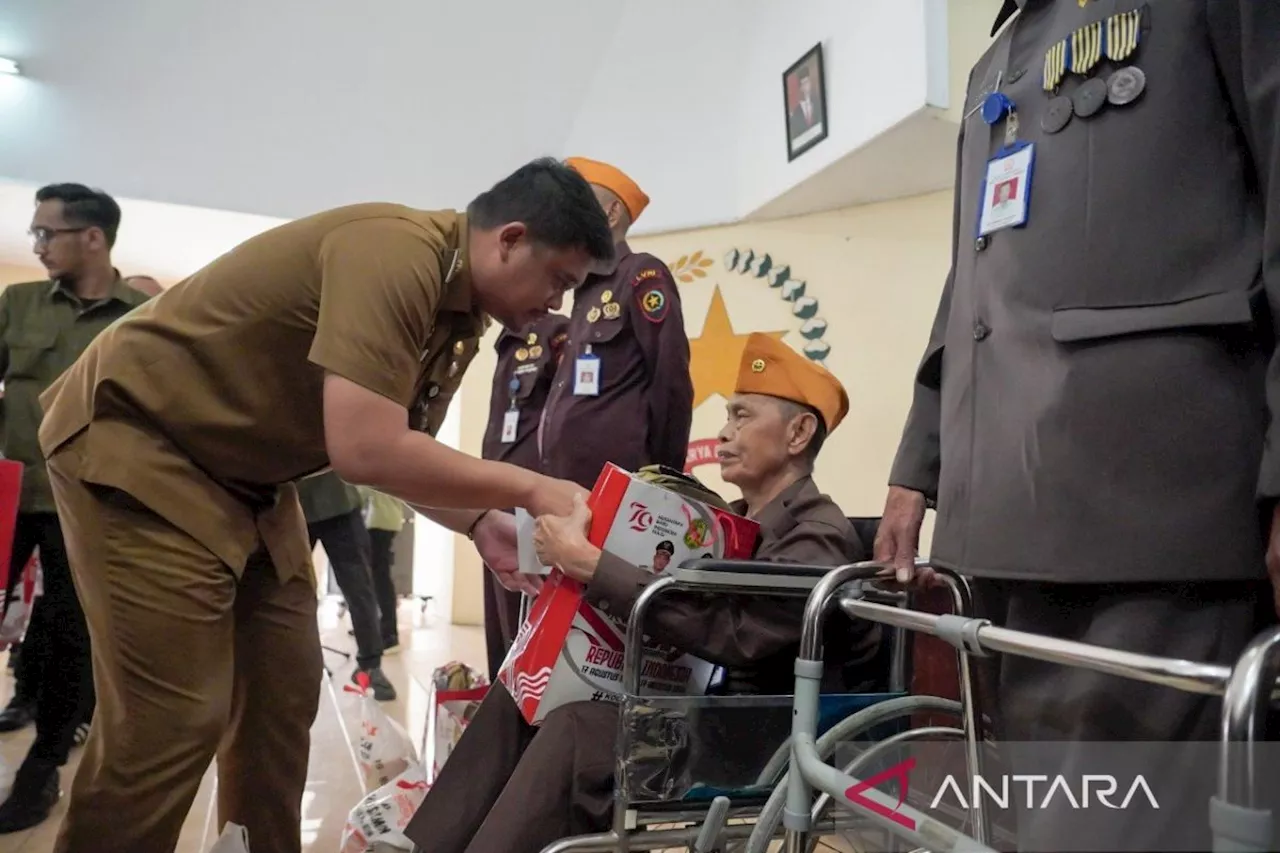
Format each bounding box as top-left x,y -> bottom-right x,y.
783,43 -> 829,162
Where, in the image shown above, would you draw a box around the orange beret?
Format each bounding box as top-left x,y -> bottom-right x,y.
565,157 -> 650,223
734,334 -> 849,432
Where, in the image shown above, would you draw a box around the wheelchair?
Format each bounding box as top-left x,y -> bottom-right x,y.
536,519 -> 992,853
538,545 -> 1280,853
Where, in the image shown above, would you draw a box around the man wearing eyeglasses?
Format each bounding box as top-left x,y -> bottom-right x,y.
0,183 -> 150,833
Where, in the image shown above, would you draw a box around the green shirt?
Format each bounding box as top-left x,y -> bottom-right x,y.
296,470 -> 363,524
357,485 -> 407,532
0,276 -> 150,512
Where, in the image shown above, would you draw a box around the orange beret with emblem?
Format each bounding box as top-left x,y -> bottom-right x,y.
565,157 -> 650,223
734,333 -> 849,432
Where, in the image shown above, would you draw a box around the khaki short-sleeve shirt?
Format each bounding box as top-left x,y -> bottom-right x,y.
38,203 -> 487,580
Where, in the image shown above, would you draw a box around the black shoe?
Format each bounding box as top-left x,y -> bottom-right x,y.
5,643 -> 18,672
0,697 -> 34,733
0,760 -> 59,834
353,666 -> 397,702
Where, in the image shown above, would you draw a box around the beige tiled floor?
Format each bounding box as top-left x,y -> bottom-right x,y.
0,596 -> 486,853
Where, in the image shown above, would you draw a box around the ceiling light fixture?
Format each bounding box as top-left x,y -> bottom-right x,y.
0,58 -> 20,76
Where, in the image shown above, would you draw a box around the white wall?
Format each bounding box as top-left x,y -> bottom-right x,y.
735,0 -> 942,216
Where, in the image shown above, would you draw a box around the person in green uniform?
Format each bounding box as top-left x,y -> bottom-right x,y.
0,183 -> 151,833
296,471 -> 396,700
357,485 -> 409,653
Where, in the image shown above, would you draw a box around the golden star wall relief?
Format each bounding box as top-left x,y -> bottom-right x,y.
663,247 -> 834,476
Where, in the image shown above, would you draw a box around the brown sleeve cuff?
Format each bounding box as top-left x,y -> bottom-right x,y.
584,550 -> 652,618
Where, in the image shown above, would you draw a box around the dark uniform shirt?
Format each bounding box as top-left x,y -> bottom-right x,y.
0,275 -> 149,513
39,205 -> 487,582
889,0 -> 1280,584
480,313 -> 570,470
296,470 -> 362,524
586,475 -> 879,694
537,242 -> 693,490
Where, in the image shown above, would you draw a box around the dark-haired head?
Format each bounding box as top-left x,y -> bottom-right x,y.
466,158 -> 615,330
30,183 -> 121,280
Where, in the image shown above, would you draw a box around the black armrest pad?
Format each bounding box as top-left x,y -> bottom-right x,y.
676,558 -> 833,578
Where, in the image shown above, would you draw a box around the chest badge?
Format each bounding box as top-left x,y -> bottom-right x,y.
602,302 -> 621,321
586,307 -> 601,324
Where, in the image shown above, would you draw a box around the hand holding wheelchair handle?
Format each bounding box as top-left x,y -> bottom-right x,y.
874,485 -> 942,589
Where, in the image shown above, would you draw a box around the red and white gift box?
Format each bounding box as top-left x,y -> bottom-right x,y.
499,463 -> 759,725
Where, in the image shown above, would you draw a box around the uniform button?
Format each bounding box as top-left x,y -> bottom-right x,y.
973,321 -> 991,341
975,236 -> 989,252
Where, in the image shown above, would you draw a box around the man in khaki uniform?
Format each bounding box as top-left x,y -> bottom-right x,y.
0,184 -> 150,834
37,158 -> 614,853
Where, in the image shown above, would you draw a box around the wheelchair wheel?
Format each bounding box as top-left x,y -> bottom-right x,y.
739,694 -> 966,853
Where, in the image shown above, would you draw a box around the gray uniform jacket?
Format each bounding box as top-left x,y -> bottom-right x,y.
889,0 -> 1280,582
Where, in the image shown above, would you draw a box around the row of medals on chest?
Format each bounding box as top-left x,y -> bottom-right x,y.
976,9 -> 1147,139
511,289 -> 620,364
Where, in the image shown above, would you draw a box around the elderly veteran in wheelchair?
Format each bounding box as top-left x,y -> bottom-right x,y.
404,333 -> 881,853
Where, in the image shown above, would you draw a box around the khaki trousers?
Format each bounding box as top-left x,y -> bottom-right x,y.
47,459 -> 322,853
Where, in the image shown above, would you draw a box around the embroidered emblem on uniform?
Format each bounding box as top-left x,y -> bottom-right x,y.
639,288 -> 668,323
632,269 -> 659,286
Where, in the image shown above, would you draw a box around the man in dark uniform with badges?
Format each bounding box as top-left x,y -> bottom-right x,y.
479,312 -> 569,678
35,158 -> 613,853
874,3 -> 1280,851
536,157 -> 694,490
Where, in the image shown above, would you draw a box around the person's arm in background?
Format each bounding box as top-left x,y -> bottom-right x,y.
1208,2 -> 1280,615
873,96 -> 967,585
629,261 -> 693,471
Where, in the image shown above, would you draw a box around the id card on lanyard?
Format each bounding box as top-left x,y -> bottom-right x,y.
500,378 -> 520,444
574,345 -> 600,397
972,33 -> 1035,239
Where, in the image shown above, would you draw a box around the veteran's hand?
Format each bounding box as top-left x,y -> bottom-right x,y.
873,486 -> 940,589
471,510 -> 542,596
533,493 -> 599,582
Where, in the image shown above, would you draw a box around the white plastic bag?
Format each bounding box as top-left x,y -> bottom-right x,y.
349,672 -> 418,790
340,763 -> 430,853
209,822 -> 251,853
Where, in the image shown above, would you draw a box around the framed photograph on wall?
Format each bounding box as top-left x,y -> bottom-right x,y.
783,43 -> 828,162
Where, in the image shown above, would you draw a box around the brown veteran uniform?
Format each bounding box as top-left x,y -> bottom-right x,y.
479,312 -> 569,679
536,159 -> 693,490
887,2 -> 1279,849
406,335 -> 877,853
37,204 -> 485,853
0,275 -> 148,771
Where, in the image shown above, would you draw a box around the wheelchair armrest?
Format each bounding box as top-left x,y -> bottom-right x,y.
667,558 -> 834,592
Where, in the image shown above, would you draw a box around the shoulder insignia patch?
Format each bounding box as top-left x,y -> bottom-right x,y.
638,287 -> 669,323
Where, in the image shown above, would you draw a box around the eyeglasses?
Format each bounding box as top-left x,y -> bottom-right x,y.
28,226 -> 88,248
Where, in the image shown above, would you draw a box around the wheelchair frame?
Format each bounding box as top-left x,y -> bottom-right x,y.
537,556 -> 1280,853
539,556 -> 980,853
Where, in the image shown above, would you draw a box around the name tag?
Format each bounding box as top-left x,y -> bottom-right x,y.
978,142 -> 1035,237
574,351 -> 600,397
501,408 -> 519,444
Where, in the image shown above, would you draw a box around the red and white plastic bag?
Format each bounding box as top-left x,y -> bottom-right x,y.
208,822 -> 251,853
0,553 -> 40,650
347,672 -> 418,791
340,764 -> 429,853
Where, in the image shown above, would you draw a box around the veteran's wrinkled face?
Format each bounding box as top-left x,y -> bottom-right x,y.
717,393 -> 817,488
